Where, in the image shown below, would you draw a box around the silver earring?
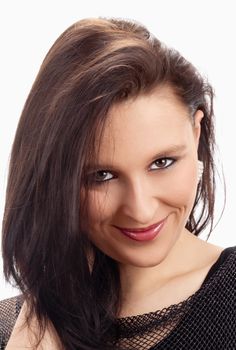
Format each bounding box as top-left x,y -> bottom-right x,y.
198,160 -> 204,182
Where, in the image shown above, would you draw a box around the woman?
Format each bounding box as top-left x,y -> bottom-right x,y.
1,17 -> 235,349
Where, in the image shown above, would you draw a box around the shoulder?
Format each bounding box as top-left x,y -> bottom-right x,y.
184,232 -> 235,277
206,245 -> 236,280
217,245 -> 236,286
192,246 -> 236,342
0,294 -> 24,348
5,299 -> 62,349
199,245 -> 236,309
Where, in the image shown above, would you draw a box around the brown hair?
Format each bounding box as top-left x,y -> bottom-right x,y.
2,17 -> 216,349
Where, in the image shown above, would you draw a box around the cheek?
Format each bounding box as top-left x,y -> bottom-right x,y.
163,160 -> 198,208
85,189 -> 119,251
86,189 -> 116,227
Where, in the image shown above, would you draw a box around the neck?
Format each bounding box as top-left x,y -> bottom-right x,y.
118,229 -> 201,313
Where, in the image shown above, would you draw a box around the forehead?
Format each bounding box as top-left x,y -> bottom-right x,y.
100,86 -> 191,148
89,86 -> 196,173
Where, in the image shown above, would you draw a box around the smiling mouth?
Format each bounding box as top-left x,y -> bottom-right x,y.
113,218 -> 166,242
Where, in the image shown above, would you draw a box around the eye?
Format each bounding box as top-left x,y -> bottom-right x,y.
150,158 -> 176,170
90,170 -> 114,184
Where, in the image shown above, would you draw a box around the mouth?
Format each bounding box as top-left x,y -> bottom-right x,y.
113,218 -> 166,242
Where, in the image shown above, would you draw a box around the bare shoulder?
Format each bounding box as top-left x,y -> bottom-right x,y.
194,239 -> 225,270
5,301 -> 62,350
0,295 -> 23,348
182,231 -> 225,272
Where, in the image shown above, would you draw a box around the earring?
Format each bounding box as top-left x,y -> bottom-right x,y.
198,160 -> 204,182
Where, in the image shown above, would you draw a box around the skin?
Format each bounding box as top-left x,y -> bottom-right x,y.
6,85 -> 223,347
85,85 -> 223,316
86,85 -> 201,264
5,302 -> 61,349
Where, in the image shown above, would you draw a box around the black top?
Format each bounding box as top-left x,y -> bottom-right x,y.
114,246 -> 236,349
203,246 -> 236,283
0,246 -> 236,349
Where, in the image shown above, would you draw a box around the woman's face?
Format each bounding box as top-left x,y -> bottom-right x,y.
85,86 -> 203,267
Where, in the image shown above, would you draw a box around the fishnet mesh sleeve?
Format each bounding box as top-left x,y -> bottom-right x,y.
0,295 -> 23,349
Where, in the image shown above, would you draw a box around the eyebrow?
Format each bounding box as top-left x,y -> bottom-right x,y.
151,144 -> 187,160
86,144 -> 187,172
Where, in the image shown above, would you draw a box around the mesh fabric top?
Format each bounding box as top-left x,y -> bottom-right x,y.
112,246 -> 236,349
0,294 -> 24,350
0,246 -> 236,349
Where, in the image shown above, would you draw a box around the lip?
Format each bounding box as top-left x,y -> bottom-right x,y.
114,218 -> 166,242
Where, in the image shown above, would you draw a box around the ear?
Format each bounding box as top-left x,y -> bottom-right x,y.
193,110 -> 204,146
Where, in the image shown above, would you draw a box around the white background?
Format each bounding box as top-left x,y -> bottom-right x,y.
1,0 -> 236,299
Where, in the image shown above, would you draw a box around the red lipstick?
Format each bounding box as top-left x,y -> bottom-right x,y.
114,219 -> 166,242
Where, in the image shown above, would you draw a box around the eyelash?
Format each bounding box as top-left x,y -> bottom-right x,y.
87,157 -> 177,185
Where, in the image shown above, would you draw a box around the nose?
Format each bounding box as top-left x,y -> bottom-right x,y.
120,177 -> 158,225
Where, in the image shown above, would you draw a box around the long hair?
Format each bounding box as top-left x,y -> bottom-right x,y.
2,17 -> 216,349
